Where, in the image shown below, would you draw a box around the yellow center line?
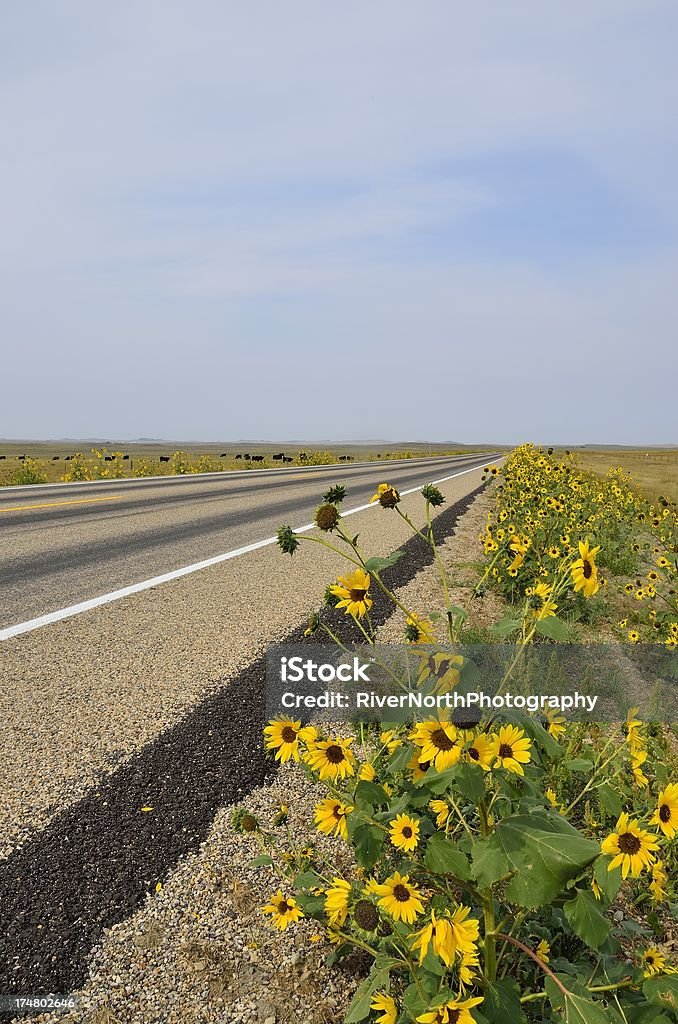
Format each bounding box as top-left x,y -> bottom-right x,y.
0,496 -> 123,513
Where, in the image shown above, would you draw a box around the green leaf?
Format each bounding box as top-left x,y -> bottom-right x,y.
644,975 -> 678,1015
452,762 -> 486,802
355,780 -> 389,808
424,833 -> 472,880
388,742 -> 413,773
484,980 -> 527,1024
535,615 -> 570,641
351,822 -> 385,871
345,957 -> 395,1023
594,856 -> 622,903
248,855 -> 273,867
598,783 -> 622,819
489,618 -> 521,637
565,993 -> 614,1023
364,551 -> 405,574
472,812 -> 600,908
567,758 -> 594,772
563,889 -> 611,949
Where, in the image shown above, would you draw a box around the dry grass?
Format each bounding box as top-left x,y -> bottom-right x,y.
567,449 -> 678,504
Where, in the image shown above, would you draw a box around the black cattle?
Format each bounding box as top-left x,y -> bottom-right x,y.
243,453 -> 251,460
0,455 -> 5,460
18,455 -> 26,461
235,454 -> 242,460
251,454 -> 264,462
52,456 -> 60,461
104,455 -> 114,461
272,452 -> 285,461
220,453 -> 229,458
299,452 -> 308,460
283,456 -> 293,463
123,454 -> 129,460
65,455 -> 73,462
160,456 -> 170,463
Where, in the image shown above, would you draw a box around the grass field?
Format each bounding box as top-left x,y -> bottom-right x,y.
567,449 -> 678,504
0,440 -> 500,486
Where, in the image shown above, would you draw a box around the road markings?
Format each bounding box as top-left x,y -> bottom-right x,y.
0,458 -> 502,642
0,496 -> 122,514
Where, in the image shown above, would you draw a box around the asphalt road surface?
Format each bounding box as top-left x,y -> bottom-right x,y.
0,453 -> 496,631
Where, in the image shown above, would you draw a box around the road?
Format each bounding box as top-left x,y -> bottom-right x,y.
0,453 -> 495,632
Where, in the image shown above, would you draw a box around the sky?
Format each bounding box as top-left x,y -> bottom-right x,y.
1,1 -> 677,445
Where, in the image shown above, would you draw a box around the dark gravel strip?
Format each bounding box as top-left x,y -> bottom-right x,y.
0,484 -> 484,1003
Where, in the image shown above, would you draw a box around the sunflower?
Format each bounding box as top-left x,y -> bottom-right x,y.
536,939 -> 550,963
369,482 -> 401,508
262,890 -> 304,930
410,718 -> 461,772
264,717 -> 310,763
370,993 -> 397,1024
314,797 -> 353,840
306,737 -> 356,781
410,910 -> 457,967
359,762 -> 376,781
405,612 -> 436,644
642,946 -> 667,977
601,812 -> 659,878
389,813 -> 420,852
329,569 -> 373,618
380,729 -> 401,754
429,799 -> 450,828
650,783 -> 678,839
408,751 -> 433,783
530,582 -> 558,620
491,725 -> 532,776
416,995 -> 483,1024
570,539 -> 601,597
650,860 -> 668,902
458,945 -> 480,987
374,871 -> 425,924
545,711 -> 566,739
324,878 -> 351,926
465,732 -> 495,771
449,905 -> 480,955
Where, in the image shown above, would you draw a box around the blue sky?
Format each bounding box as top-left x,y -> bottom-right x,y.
1,1 -> 676,444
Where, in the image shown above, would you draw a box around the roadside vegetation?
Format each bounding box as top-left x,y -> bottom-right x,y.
243,444 -> 677,1023
0,446 -> 477,486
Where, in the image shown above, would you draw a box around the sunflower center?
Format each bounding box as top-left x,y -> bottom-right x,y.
659,804 -> 671,823
326,744 -> 346,764
277,900 -> 291,914
468,747 -> 480,761
418,759 -> 431,773
431,728 -> 454,751
402,826 -> 413,838
583,559 -> 593,579
353,899 -> 379,932
618,831 -> 641,854
349,588 -> 366,601
332,803 -> 343,819
646,955 -> 655,965
393,884 -> 411,902
281,726 -> 297,743
448,1013 -> 460,1024
499,743 -> 513,758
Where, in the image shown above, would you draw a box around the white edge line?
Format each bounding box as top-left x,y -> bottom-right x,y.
0,457 -> 504,642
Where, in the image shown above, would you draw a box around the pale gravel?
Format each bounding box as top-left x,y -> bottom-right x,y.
0,468 -> 486,858
377,482 -> 503,643
22,757 -> 360,1024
